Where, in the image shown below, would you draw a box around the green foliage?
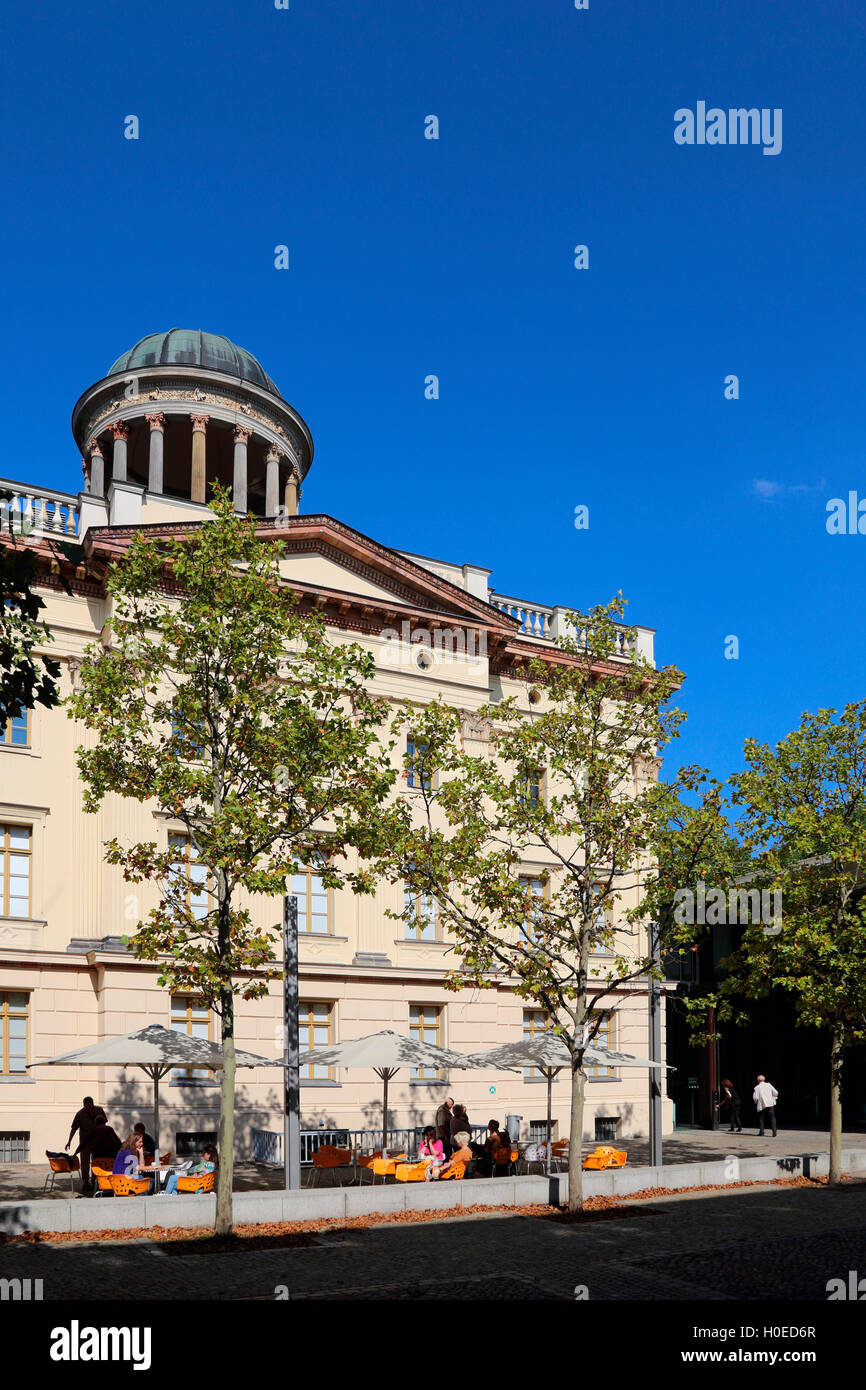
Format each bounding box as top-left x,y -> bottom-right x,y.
376,596 -> 687,1056
0,540 -> 62,724
713,701 -> 866,1044
66,488 -> 397,1007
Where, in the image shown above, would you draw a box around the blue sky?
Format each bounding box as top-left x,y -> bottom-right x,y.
2,0 -> 865,788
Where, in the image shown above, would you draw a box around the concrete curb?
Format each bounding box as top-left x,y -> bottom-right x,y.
1,1148 -> 863,1236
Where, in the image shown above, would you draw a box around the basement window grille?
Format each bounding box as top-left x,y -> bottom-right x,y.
0,1131 -> 30,1162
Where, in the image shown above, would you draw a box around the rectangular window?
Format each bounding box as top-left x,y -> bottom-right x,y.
406,739 -> 431,791
0,1132 -> 30,1162
522,1007 -> 548,1078
175,1130 -> 217,1158
291,866 -> 332,934
170,996 -> 211,1081
519,768 -> 542,809
518,875 -> 544,942
585,1012 -> 614,1077
300,1002 -> 334,1080
409,1004 -> 442,1079
169,833 -> 208,922
0,992 -> 29,1076
0,825 -> 31,918
404,867 -> 438,940
595,1116 -> 619,1142
589,885 -> 611,955
529,1118 -> 557,1143
0,713 -> 29,748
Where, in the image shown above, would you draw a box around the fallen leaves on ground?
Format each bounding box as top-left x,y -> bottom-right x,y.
0,1172 -> 856,1250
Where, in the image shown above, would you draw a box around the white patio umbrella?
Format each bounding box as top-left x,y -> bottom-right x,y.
297,1029 -> 480,1158
468,1035 -> 668,1174
29,1023 -> 281,1151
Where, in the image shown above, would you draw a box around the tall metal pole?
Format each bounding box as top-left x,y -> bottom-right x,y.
649,920 -> 663,1167
283,894 -> 301,1190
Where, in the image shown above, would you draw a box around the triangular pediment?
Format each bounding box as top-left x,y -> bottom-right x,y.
83,510 -> 520,635
268,514 -> 515,630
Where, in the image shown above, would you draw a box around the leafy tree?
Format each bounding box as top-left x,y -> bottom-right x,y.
375,597 -> 686,1210
0,540 -> 62,724
710,702 -> 866,1183
66,491 -> 396,1233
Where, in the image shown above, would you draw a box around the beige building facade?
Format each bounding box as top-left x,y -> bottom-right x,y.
0,330 -> 673,1164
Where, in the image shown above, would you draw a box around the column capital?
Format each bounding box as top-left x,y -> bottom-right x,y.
88,437 -> 103,456
234,424 -> 252,444
190,414 -> 209,433
145,412 -> 165,431
109,422 -> 129,441
265,443 -> 284,463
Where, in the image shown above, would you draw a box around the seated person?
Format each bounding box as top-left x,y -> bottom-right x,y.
88,1109 -> 122,1165
439,1131 -> 473,1178
476,1119 -> 505,1177
162,1142 -> 218,1195
133,1122 -> 156,1165
112,1131 -> 154,1189
417,1126 -> 444,1181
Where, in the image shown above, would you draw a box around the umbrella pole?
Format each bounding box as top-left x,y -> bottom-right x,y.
546,1067 -> 553,1175
382,1070 -> 390,1160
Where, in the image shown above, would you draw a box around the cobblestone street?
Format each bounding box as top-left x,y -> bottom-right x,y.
2,1178 -> 865,1301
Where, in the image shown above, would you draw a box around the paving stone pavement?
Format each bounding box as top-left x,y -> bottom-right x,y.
1,1178 -> 865,1301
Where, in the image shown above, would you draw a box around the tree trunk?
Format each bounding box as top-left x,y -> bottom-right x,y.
567,1055 -> 585,1213
215,983 -> 236,1236
829,1025 -> 844,1187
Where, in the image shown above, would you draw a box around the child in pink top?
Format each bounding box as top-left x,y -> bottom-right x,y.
418,1125 -> 445,1180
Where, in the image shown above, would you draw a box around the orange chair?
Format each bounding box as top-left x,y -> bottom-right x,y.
395,1160 -> 429,1182
550,1139 -> 569,1173
91,1162 -> 115,1198
439,1159 -> 467,1181
491,1145 -> 517,1175
310,1145 -> 354,1187
368,1153 -> 408,1183
109,1173 -> 151,1196
582,1144 -> 627,1171
177,1170 -> 216,1195
43,1151 -> 80,1194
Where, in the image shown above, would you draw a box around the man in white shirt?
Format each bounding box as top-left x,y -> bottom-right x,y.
753,1075 -> 779,1137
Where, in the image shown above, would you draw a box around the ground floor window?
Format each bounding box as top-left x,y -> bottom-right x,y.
585,1012 -> 614,1077
300,1002 -> 334,1080
170,995 -> 211,1081
0,991 -> 28,1075
409,1004 -> 442,1078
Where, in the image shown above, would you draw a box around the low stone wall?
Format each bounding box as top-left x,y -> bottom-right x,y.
2,1149 -> 862,1236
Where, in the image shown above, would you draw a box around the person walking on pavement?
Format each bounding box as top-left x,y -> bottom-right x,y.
753,1074 -> 779,1136
720,1079 -> 742,1132
65,1095 -> 97,1192
436,1096 -> 454,1158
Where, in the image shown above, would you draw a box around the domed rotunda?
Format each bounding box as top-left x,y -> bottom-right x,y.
71,330 -> 313,522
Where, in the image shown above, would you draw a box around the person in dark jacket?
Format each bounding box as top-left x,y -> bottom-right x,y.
134,1122 -> 156,1163
720,1079 -> 742,1133
65,1096 -> 97,1191
435,1098 -> 454,1158
450,1103 -> 470,1140
87,1109 -> 123,1165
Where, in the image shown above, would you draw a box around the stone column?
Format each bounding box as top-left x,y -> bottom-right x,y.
233,425 -> 251,514
88,438 -> 105,497
283,464 -> 300,518
109,422 -> 129,483
190,414 -> 209,505
146,412 -> 165,494
265,445 -> 281,518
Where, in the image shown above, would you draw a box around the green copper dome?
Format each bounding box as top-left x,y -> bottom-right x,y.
107,330 -> 282,398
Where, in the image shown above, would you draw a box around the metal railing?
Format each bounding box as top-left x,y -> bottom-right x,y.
252,1125 -> 488,1167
